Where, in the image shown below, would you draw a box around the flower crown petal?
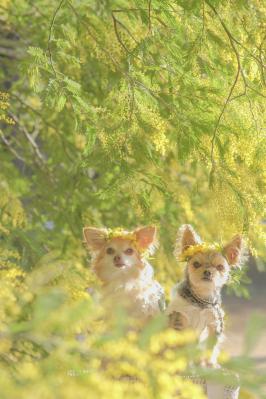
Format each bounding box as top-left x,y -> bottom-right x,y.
179,242 -> 223,262
105,227 -> 147,255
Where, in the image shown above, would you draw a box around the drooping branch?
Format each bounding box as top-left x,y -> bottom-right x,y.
9,93 -> 75,162
66,1 -> 122,72
206,0 -> 266,186
148,0 -> 152,33
0,130 -> 25,162
111,11 -> 132,54
206,1 -> 244,185
47,0 -> 65,77
9,112 -> 46,166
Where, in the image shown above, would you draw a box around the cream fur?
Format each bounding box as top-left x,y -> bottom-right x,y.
83,226 -> 164,322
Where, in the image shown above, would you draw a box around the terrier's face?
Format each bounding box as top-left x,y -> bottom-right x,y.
83,226 -> 157,283
187,251 -> 230,292
175,224 -> 246,294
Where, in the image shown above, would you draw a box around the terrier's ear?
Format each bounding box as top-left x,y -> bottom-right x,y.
134,226 -> 157,254
174,224 -> 202,258
179,224 -> 202,250
83,227 -> 107,252
223,234 -> 246,267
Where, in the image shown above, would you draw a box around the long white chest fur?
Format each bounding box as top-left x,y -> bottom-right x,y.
166,287 -> 224,342
102,263 -> 164,319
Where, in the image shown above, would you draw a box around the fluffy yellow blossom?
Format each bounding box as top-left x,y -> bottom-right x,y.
152,130 -> 169,156
149,328 -> 197,353
0,92 -> 15,125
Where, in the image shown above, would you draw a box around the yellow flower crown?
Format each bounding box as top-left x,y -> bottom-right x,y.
105,227 -> 135,240
105,227 -> 147,255
179,242 -> 223,262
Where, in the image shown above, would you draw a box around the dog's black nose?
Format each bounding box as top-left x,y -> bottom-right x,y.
114,255 -> 121,262
203,270 -> 211,278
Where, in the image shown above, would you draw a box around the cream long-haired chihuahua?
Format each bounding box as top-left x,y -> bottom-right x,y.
83,226 -> 164,322
166,224 -> 247,367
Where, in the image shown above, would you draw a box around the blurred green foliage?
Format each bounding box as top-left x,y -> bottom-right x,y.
0,0 -> 265,398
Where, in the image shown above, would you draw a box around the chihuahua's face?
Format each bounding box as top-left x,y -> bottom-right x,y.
175,224 -> 245,296
187,251 -> 230,292
83,226 -> 157,284
93,238 -> 142,282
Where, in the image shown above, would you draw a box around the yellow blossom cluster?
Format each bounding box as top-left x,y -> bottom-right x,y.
0,180 -> 26,234
0,250 -> 210,399
0,92 -> 15,125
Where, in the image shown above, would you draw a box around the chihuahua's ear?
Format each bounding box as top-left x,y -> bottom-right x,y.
175,224 -> 202,258
134,226 -> 157,254
223,234 -> 246,267
83,227 -> 107,252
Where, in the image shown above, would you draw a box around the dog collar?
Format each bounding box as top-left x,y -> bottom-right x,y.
178,279 -> 221,309
177,279 -> 224,335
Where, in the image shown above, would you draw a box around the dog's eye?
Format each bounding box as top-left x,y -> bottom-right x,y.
193,261 -> 201,268
216,264 -> 224,272
106,247 -> 115,255
125,248 -> 134,255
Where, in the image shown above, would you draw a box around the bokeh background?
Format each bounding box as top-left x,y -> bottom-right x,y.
0,1 -> 265,398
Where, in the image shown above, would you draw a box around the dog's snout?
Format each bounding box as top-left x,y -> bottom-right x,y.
114,255 -> 121,262
203,270 -> 211,278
